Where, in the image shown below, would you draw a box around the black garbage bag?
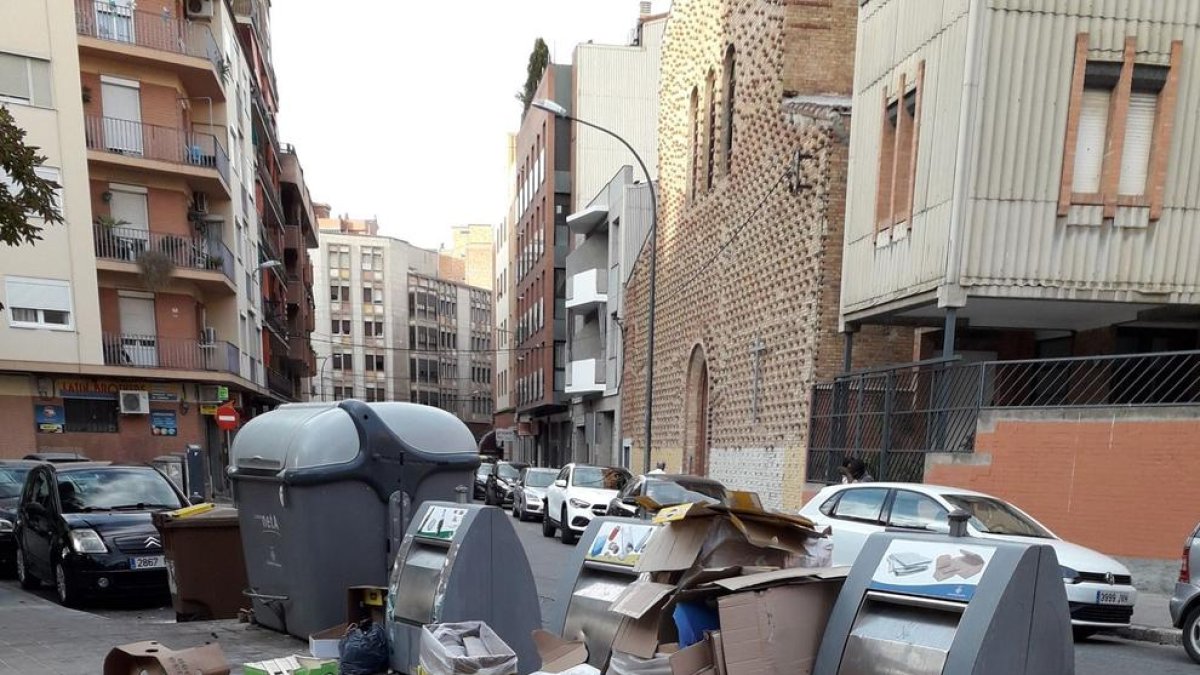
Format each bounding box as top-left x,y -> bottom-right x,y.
339,620 -> 389,675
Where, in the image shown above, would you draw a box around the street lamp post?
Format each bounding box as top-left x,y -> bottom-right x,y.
531,99 -> 658,472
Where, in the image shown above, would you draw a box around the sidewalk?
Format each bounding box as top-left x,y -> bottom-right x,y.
0,582 -> 301,674
1115,592 -> 1183,647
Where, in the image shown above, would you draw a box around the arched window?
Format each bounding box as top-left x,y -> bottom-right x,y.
688,86 -> 699,201
705,68 -> 717,191
722,46 -> 736,175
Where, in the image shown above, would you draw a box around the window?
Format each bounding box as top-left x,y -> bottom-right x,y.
331,285 -> 349,302
331,319 -> 351,335
6,276 -> 73,329
2,165 -> 62,218
363,286 -> 373,304
875,63 -> 923,235
705,68 -> 717,191
688,87 -> 699,201
0,52 -> 52,106
831,488 -> 888,522
722,46 -> 736,174
364,386 -> 384,402
63,398 -> 119,433
365,353 -> 385,372
333,386 -> 354,400
887,491 -> 948,531
332,352 -> 353,371
364,320 -> 384,337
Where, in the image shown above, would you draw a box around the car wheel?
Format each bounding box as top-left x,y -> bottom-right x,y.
542,504 -> 556,537
560,508 -> 578,545
1071,627 -> 1099,642
16,549 -> 38,590
55,561 -> 78,607
1184,606 -> 1200,665
512,499 -> 520,518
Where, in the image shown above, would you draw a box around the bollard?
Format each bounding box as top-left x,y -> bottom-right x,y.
455,485 -> 469,504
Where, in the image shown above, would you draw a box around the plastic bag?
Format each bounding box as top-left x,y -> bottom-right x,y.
607,650 -> 673,675
339,621 -> 389,675
419,622 -> 518,675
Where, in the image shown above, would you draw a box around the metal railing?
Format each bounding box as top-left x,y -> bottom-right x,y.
84,116 -> 230,185
93,224 -> 233,281
102,333 -> 239,374
267,367 -> 295,399
263,299 -> 288,336
807,350 -> 1200,484
74,0 -> 220,69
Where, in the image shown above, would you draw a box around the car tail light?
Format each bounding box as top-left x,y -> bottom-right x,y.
1181,543 -> 1192,584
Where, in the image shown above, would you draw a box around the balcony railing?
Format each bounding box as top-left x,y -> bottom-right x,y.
84,116 -> 230,185
267,367 -> 295,399
74,0 -> 221,68
102,333 -> 238,374
565,357 -> 606,395
263,299 -> 288,336
808,350 -> 1200,485
94,225 -> 233,281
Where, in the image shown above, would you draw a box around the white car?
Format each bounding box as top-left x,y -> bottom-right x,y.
799,482 -> 1136,638
543,463 -> 631,545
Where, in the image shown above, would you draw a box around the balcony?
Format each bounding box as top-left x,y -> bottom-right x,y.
566,358 -> 606,396
257,158 -> 284,226
102,333 -> 239,375
566,268 -> 608,312
94,224 -> 235,293
84,116 -> 230,192
263,299 -> 288,338
74,1 -> 224,99
267,367 -> 295,400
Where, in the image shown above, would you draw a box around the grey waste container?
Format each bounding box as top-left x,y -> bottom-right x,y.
229,400 -> 480,640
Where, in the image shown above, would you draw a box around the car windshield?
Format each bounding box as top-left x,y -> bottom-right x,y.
944,495 -> 1052,538
57,469 -> 184,513
646,480 -> 724,506
523,469 -> 557,488
573,467 -> 627,489
476,466 -> 491,478
497,464 -> 521,480
0,467 -> 30,500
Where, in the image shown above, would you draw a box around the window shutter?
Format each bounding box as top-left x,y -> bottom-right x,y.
0,53 -> 30,101
6,277 -> 71,312
1072,89 -> 1110,193
1119,92 -> 1157,196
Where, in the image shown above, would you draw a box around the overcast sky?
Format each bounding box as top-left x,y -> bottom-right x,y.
271,1 -> 669,251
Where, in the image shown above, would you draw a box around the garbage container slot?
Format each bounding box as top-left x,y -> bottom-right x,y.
392,544 -> 447,626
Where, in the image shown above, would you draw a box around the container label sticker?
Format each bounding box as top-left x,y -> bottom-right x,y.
417,506 -> 468,541
868,540 -> 996,602
585,522 -> 658,567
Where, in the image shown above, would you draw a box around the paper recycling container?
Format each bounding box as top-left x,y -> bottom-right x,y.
229,400 -> 480,639
152,506 -> 248,621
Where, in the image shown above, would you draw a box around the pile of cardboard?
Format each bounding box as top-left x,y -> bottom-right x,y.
537,495 -> 847,675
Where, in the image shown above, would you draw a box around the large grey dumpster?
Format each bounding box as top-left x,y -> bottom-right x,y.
229,400 -> 479,640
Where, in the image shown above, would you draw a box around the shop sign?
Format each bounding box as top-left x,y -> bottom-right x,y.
34,405 -> 65,433
150,410 -> 179,437
496,428 -> 517,444
55,379 -> 182,402
200,405 -> 219,416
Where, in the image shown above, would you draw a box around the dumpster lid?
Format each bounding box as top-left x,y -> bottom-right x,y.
154,506 -> 240,529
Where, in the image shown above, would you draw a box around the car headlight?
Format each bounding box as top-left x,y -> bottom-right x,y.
569,498 -> 590,509
1061,566 -> 1080,583
0,518 -> 13,533
69,529 -> 108,554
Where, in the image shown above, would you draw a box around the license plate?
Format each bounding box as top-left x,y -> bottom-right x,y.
130,555 -> 165,570
1095,590 -> 1130,605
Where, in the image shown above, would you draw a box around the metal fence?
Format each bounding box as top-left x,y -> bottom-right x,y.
75,0 -> 220,67
102,333 -> 239,374
84,116 -> 230,186
808,350 -> 1200,484
94,225 -> 233,281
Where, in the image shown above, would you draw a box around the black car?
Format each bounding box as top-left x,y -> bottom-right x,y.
473,462 -> 493,500
483,461 -> 528,507
607,474 -> 728,519
24,452 -> 90,463
14,462 -> 188,606
0,460 -> 39,575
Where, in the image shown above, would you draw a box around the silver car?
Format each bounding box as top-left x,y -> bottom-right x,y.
512,467 -> 557,522
1170,521 -> 1200,664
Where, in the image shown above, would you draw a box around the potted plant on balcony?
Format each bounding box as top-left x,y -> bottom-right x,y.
93,215 -> 131,259
137,249 -> 176,292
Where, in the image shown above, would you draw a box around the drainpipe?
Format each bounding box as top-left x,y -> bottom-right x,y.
942,0 -> 987,299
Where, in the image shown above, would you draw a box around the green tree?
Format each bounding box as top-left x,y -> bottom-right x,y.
0,105 -> 64,247
516,38 -> 551,115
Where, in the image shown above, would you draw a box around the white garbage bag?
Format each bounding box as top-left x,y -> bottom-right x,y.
419,622 -> 519,675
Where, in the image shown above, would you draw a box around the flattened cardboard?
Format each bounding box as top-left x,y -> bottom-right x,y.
103,641 -> 229,675
532,630 -> 589,673
635,519 -> 710,572
710,566 -> 850,592
611,607 -> 679,660
610,581 -> 676,619
669,637 -> 713,675
709,631 -> 727,675
716,581 -> 843,675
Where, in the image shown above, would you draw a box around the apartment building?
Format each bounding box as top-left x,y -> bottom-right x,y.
493,136 -> 517,457
312,230 -> 494,434
814,0 -> 1200,574
443,224 -> 494,291
0,0 -> 316,497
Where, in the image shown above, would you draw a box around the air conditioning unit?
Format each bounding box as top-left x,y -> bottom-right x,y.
200,326 -> 217,345
186,0 -> 214,18
119,391 -> 151,415
192,191 -> 209,213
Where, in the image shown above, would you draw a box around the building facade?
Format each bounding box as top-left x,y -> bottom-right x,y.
619,0 -> 911,509
311,230 -> 493,434
565,167 -> 652,467
817,0 -> 1200,574
0,0 -> 315,497
493,137 -> 517,457
445,224 -> 494,291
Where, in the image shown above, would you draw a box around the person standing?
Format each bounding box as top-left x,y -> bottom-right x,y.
839,458 -> 874,484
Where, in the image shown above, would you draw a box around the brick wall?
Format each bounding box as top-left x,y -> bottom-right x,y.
926,408 -> 1200,560
621,0 -> 912,510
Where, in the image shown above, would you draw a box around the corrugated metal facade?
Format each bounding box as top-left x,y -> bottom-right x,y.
842,0 -> 1200,319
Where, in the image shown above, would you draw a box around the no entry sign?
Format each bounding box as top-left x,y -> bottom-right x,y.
215,403 -> 241,431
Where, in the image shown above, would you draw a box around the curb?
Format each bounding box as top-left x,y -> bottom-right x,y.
1113,624 -> 1183,647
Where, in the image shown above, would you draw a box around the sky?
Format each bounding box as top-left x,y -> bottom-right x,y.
271,0 -> 670,251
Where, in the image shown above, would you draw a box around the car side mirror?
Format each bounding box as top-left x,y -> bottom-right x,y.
554,479 -> 567,488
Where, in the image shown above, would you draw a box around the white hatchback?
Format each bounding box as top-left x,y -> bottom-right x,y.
799,482 -> 1137,638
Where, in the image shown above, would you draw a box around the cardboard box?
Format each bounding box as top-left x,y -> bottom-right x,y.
668,635 -> 715,675
308,623 -> 347,660
715,580 -> 843,675
103,641 -> 228,675
243,656 -> 338,675
532,629 -> 590,673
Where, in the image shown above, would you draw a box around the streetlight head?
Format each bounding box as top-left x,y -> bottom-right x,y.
258,260 -> 284,271
531,99 -> 567,117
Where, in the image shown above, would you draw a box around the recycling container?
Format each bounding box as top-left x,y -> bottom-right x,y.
152,506 -> 248,621
229,400 -> 480,639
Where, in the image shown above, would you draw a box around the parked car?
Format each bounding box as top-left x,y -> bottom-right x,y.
607,474 -> 728,519
14,462 -> 188,606
473,463 -> 492,501
512,467 -> 558,522
799,483 -> 1137,639
0,460 -> 39,575
24,452 -> 90,463
1169,520 -> 1200,663
543,464 -> 631,545
483,461 -> 528,506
